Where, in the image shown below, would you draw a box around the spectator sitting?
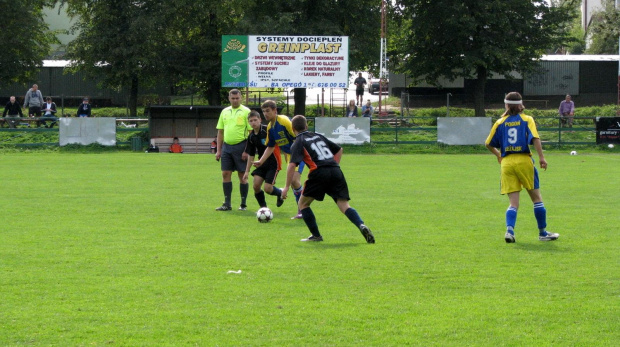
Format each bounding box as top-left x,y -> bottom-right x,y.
558,94 -> 574,128
78,97 -> 92,117
169,137 -> 183,153
38,97 -> 58,128
211,135 -> 217,154
361,100 -> 374,120
3,96 -> 23,128
346,99 -> 358,117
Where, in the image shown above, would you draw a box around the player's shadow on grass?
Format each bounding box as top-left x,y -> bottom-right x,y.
297,243 -> 360,249
514,242 -> 566,252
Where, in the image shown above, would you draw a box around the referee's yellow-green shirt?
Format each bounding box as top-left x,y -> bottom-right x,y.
216,105 -> 251,145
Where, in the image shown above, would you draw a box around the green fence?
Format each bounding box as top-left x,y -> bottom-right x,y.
0,115 -> 606,148
367,115 -> 599,145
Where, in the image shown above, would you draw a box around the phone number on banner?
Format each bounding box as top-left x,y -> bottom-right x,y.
266,82 -> 347,88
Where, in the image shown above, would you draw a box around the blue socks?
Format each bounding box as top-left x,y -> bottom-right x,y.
505,203 -> 548,236
506,206 -> 517,235
344,208 -> 364,228
534,202 -> 547,235
300,208 -> 321,237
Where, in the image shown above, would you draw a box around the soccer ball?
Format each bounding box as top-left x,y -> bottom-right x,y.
608,144 -> 615,149
570,151 -> 577,155
256,207 -> 274,223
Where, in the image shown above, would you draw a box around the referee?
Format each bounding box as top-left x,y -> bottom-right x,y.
215,89 -> 252,211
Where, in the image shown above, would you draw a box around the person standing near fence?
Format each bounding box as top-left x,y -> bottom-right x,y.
215,89 -> 251,211
353,72 -> 367,106
23,84 -> 44,118
485,92 -> 559,244
558,94 -> 574,128
3,96 -> 23,128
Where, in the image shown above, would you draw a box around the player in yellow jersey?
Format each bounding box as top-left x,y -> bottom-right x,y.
485,92 -> 559,243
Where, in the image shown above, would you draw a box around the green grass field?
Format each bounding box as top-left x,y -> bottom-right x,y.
1,152 -> 618,346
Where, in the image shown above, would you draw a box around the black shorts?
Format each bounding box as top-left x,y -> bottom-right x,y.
356,88 -> 364,96
302,166 -> 350,202
220,141 -> 247,172
251,162 -> 279,185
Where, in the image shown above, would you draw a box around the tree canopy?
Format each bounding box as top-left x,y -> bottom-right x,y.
392,0 -> 575,116
61,0 -> 383,111
586,0 -> 620,54
0,0 -> 57,87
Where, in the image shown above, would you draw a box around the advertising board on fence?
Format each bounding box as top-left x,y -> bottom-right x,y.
437,117 -> 492,145
595,117 -> 620,144
315,118 -> 370,145
222,35 -> 349,88
59,118 -> 116,146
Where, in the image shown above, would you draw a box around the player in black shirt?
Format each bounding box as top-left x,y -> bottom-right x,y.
243,111 -> 284,208
281,115 -> 375,243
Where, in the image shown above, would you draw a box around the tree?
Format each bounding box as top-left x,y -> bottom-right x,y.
586,0 -> 620,54
155,0 -> 247,106
234,0 -> 383,115
0,0 -> 57,87
62,0 -> 167,116
393,0 -> 575,116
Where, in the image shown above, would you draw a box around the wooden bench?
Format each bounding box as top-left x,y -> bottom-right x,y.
150,137 -> 215,154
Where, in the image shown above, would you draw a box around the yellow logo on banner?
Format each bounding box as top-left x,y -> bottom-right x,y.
224,39 -> 246,53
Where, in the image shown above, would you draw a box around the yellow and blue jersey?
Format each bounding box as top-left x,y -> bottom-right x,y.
265,115 -> 296,154
486,113 -> 540,157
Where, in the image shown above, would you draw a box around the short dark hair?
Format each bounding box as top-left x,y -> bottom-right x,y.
46,97 -> 51,101
173,137 -> 179,140
248,110 -> 261,119
291,115 -> 307,132
261,100 -> 277,110
229,89 -> 241,96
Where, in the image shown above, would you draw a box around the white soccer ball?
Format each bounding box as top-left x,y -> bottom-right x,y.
608,144 -> 615,149
570,151 -> 577,155
256,207 -> 274,223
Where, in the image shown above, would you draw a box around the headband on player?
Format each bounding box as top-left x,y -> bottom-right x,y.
504,99 -> 522,105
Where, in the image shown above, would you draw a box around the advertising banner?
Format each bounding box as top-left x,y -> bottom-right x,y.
437,117 -> 492,145
59,118 -> 116,146
221,35 -> 249,88
315,118 -> 370,145
595,117 -> 620,144
222,35 -> 349,88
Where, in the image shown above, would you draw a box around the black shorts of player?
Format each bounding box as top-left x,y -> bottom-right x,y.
302,166 -> 350,202
251,161 -> 279,185
356,88 -> 364,96
220,141 -> 247,172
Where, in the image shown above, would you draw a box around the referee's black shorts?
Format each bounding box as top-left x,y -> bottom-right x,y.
302,166 -> 350,202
